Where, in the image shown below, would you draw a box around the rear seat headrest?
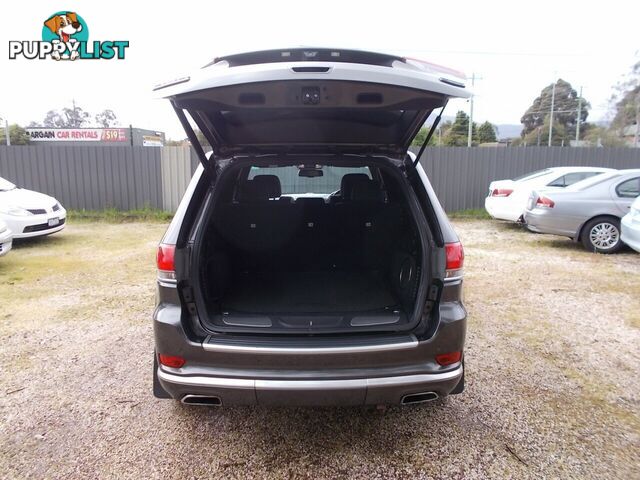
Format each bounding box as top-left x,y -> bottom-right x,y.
239,175 -> 282,201
340,174 -> 371,200
350,180 -> 385,202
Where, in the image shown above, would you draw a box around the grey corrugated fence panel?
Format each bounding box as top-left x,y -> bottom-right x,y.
161,147 -> 193,212
1,145 -> 639,213
0,145 -> 163,210
412,146 -> 640,211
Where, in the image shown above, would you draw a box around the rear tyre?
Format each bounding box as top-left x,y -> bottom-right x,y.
581,217 -> 623,254
153,352 -> 172,399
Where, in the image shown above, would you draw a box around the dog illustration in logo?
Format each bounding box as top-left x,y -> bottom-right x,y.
44,12 -> 83,60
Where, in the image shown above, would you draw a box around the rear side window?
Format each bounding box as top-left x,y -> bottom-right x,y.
547,171 -> 603,188
616,177 -> 640,198
513,169 -> 551,182
247,166 -> 371,195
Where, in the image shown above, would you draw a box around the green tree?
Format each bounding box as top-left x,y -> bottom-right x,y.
520,79 -> 589,140
443,111 -> 475,146
609,58 -> 639,130
42,110 -> 65,128
41,102 -> 91,128
411,127 -> 439,147
0,124 -> 31,145
94,109 -> 119,128
476,121 -> 497,143
582,125 -> 627,147
522,116 -> 569,146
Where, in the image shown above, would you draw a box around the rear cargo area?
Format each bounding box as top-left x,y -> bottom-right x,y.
196,163 -> 424,332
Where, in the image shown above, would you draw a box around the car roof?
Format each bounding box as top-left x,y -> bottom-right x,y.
154,47 -> 471,100
545,166 -> 615,174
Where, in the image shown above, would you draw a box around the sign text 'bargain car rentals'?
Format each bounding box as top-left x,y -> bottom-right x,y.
26,128 -> 127,142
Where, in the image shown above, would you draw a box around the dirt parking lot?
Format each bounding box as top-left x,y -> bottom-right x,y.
1,220 -> 639,479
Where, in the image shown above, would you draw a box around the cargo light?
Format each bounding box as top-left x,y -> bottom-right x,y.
435,351 -> 462,366
445,242 -> 464,279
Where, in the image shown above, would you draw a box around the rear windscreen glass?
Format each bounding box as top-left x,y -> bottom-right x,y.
247,165 -> 371,195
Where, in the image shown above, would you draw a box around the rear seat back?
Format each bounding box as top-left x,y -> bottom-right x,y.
215,173 -> 405,272
214,175 -> 301,269
333,178 -> 403,268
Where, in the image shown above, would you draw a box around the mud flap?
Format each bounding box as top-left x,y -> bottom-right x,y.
450,360 -> 465,395
152,352 -> 172,399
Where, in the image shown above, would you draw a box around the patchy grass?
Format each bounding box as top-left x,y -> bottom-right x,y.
0,223 -> 167,335
448,208 -> 492,220
68,207 -> 173,223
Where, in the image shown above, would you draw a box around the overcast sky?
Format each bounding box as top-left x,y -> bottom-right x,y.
0,0 -> 638,139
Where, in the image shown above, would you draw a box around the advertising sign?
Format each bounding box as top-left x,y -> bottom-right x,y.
26,128 -> 127,142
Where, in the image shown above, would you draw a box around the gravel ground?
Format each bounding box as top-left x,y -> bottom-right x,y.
1,220 -> 639,479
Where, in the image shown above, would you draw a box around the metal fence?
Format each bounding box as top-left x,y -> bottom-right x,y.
0,145 -> 163,211
1,145 -> 639,213
413,146 -> 640,211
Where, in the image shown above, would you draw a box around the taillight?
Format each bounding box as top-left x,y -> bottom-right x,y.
158,354 -> 185,368
445,241 -> 464,279
157,243 -> 176,281
491,188 -> 514,197
435,351 -> 462,366
535,196 -> 555,208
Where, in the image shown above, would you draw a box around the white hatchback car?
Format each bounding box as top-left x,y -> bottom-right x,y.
621,195 -> 640,253
0,219 -> 12,256
485,167 -> 614,223
0,176 -> 67,238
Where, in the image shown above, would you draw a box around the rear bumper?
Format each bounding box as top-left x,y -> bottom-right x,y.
157,364 -> 463,406
484,197 -> 523,222
621,214 -> 640,253
524,209 -> 579,238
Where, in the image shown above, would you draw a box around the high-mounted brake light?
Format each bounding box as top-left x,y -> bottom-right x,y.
535,196 -> 555,208
436,351 -> 462,366
445,242 -> 464,279
492,188 -> 514,197
158,354 -> 185,369
157,243 -> 176,281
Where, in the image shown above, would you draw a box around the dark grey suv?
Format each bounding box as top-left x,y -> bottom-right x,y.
152,48 -> 468,407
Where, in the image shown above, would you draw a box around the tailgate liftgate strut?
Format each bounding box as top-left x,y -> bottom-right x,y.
413,101 -> 448,167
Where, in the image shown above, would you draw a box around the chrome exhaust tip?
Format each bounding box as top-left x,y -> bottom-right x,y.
401,391 -> 439,405
181,394 -> 222,406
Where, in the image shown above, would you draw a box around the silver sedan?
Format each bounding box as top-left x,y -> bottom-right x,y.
524,169 -> 640,253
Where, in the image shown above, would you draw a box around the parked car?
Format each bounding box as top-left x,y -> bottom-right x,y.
152,48 -> 471,407
0,176 -> 66,238
485,167 -> 614,223
0,219 -> 12,257
524,169 -> 640,253
621,195 -> 640,253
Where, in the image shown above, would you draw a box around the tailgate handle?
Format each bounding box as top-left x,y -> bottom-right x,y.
291,66 -> 331,73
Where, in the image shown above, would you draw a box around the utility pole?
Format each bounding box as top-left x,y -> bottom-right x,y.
575,86 -> 583,145
467,73 -> 482,147
467,73 -> 475,147
635,92 -> 640,148
1,117 -> 9,146
548,79 -> 556,147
